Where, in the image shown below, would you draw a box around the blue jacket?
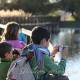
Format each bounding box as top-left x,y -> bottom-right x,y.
19,32 -> 27,43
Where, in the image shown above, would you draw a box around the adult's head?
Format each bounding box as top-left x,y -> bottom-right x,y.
5,22 -> 20,40
31,26 -> 50,48
0,42 -> 13,59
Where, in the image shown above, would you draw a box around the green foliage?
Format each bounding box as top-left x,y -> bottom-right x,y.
58,0 -> 80,20
0,0 -> 54,15
0,0 -> 80,20
11,0 -> 52,14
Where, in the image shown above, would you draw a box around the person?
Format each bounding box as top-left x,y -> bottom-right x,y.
0,27 -> 4,42
4,22 -> 26,58
22,26 -> 69,80
19,27 -> 27,43
0,42 -> 13,80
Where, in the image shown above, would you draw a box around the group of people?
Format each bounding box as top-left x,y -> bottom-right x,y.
0,22 -> 69,80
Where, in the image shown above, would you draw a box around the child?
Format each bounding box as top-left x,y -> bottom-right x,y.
22,26 -> 69,80
0,42 -> 13,80
5,22 -> 26,58
5,22 -> 26,49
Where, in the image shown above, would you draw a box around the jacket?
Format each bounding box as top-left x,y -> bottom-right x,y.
0,58 -> 12,80
5,39 -> 25,49
19,32 -> 27,43
29,54 -> 66,80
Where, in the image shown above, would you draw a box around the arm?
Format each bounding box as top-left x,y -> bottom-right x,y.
22,34 -> 27,43
44,55 -> 66,75
19,33 -> 27,43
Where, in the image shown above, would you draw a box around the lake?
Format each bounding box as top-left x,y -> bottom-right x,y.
50,29 -> 80,80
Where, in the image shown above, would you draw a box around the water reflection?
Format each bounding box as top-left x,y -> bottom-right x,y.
51,29 -> 80,57
50,29 -> 80,80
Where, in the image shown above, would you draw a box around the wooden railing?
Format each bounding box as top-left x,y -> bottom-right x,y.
0,16 -> 60,33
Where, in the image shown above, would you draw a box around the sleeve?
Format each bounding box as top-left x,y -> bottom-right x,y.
19,33 -> 27,43
44,55 -> 66,75
20,41 -> 26,48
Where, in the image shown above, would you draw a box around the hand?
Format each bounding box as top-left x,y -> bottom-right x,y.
61,47 -> 68,59
51,45 -> 58,56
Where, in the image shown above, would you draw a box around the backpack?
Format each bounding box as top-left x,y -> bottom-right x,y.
6,56 -> 35,80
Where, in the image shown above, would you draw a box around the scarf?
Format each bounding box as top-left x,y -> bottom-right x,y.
22,43 -> 50,70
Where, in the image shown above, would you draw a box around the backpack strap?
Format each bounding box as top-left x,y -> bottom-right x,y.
21,50 -> 34,61
26,50 -> 34,60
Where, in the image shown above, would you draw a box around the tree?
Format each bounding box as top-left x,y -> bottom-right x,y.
0,0 -> 7,10
1,0 -> 80,20
58,0 -> 80,20
10,0 -> 52,14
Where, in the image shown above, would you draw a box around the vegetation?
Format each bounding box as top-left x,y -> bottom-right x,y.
0,0 -> 53,15
0,9 -> 32,17
58,0 -> 80,20
0,0 -> 80,20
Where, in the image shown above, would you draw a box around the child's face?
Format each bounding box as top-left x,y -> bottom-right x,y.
6,48 -> 14,60
41,38 -> 50,48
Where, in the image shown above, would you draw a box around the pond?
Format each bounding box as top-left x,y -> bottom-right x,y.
50,29 -> 80,80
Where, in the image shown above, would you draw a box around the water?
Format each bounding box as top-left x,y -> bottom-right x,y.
50,29 -> 80,80
65,55 -> 80,80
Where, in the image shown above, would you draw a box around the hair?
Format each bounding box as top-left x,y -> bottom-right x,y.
5,22 -> 20,40
0,42 -> 12,58
31,26 -> 50,44
0,28 -> 4,35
